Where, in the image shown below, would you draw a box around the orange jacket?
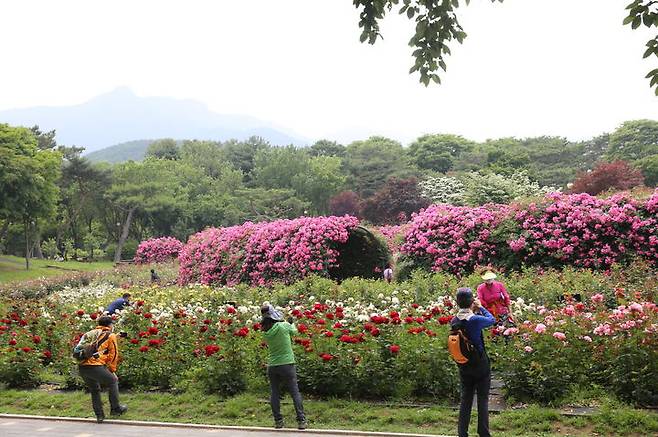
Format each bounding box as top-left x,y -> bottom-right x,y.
79,326 -> 120,373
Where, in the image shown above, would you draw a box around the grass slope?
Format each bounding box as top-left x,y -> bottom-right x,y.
0,390 -> 655,437
0,255 -> 113,284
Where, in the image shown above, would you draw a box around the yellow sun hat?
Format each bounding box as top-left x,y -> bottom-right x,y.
481,271 -> 497,281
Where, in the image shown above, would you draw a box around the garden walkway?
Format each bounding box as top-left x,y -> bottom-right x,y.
0,415 -> 454,437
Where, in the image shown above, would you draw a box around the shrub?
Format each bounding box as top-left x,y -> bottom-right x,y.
570,160 -> 645,195
178,216 -> 388,286
134,237 -> 184,264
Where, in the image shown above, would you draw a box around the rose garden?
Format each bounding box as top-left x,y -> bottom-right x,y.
0,190 -> 657,435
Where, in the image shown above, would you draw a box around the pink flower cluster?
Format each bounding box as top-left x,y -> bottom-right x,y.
374,224 -> 408,253
513,191 -> 657,269
178,216 -> 360,286
401,204 -> 510,275
399,190 -> 657,274
134,237 -> 184,264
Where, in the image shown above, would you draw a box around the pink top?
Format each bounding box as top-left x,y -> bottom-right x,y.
477,281 -> 511,318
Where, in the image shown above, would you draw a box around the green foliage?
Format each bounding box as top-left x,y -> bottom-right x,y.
408,134 -> 475,173
0,349 -> 42,388
146,138 -> 180,160
608,119 -> 658,162
344,136 -> 413,197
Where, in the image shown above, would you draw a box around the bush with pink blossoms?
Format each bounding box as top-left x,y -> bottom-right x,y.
134,237 -> 184,264
400,204 -> 511,275
178,216 -> 389,286
509,191 -> 658,269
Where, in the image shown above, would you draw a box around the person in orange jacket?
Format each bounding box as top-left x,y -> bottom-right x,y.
76,315 -> 127,423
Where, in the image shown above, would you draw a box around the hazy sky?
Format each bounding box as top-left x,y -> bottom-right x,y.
1,0 -> 656,144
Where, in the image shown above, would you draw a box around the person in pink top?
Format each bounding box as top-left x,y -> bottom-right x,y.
476,271 -> 511,323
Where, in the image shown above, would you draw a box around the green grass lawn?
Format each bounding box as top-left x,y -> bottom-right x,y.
0,389 -> 655,436
0,255 -> 114,284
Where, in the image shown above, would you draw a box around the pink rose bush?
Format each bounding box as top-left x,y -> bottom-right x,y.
494,294 -> 658,405
178,216 -> 377,286
511,191 -> 658,269
401,204 -> 510,275
134,237 -> 183,264
399,190 -> 658,275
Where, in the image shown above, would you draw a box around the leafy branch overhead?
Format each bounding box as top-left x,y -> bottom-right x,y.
624,0 -> 658,95
354,0 -> 658,94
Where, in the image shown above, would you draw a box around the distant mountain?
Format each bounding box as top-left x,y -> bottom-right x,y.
86,139 -> 154,163
0,87 -> 307,153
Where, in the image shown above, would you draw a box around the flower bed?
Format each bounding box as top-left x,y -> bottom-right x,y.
1,266 -> 655,405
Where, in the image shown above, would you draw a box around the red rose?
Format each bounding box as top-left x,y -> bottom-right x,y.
43,350 -> 52,359
389,344 -> 400,354
325,313 -> 334,320
315,319 -> 326,325
333,322 -> 343,329
320,353 -> 333,361
130,339 -> 139,344
139,346 -> 149,352
253,323 -> 261,331
389,311 -> 399,318
148,327 -> 159,335
76,310 -> 84,316
323,331 -> 334,337
143,313 -> 153,319
8,339 -> 17,346
297,323 -> 308,333
148,339 -> 160,346
199,326 -> 208,333
226,306 -> 237,314
32,335 -> 41,344
137,300 -> 145,306
204,344 -> 221,357
22,347 -> 32,353
438,316 -> 452,325
203,319 -> 211,325
90,313 -> 98,320
370,328 -> 380,337
411,303 -> 419,309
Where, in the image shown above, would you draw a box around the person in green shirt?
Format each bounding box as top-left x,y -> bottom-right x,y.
261,304 -> 306,430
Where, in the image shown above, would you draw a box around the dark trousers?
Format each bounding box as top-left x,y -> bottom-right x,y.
79,365 -> 121,417
458,367 -> 491,437
267,364 -> 305,423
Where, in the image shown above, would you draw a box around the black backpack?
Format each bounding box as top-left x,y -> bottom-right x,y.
73,330 -> 111,361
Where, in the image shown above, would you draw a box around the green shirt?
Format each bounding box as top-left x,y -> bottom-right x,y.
262,322 -> 297,366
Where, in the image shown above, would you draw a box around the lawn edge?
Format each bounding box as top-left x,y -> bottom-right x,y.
0,413 -> 455,437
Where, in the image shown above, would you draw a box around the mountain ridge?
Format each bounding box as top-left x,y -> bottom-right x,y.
0,87 -> 307,153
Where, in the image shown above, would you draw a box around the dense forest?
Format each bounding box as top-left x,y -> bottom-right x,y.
1,119 -> 657,262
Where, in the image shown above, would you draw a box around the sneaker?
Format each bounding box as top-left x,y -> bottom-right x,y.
298,420 -> 307,430
274,420 -> 284,429
110,405 -> 128,416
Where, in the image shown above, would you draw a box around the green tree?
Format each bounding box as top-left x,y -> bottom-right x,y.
0,124 -> 61,268
292,156 -> 346,214
607,119 -> 658,162
146,138 -> 179,160
252,145 -> 310,189
223,136 -> 271,181
344,136 -> 412,197
408,133 -> 475,173
309,139 -> 346,158
179,140 -> 227,178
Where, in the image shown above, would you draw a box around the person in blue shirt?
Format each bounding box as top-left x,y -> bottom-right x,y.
451,287 -> 495,437
106,293 -> 131,315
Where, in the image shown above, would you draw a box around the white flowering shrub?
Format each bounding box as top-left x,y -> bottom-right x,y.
418,176 -> 466,205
